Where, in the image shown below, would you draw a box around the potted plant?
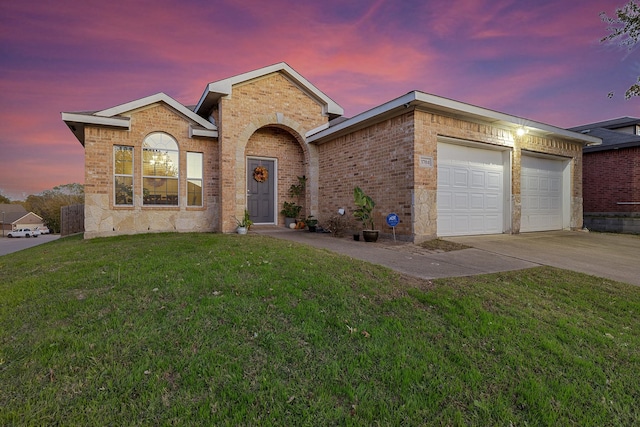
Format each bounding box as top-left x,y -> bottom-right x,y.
280,201 -> 302,228
234,209 -> 253,234
305,216 -> 318,232
353,186 -> 378,242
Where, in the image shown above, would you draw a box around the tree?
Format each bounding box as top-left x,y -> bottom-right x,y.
24,184 -> 84,233
0,193 -> 10,204
601,0 -> 640,99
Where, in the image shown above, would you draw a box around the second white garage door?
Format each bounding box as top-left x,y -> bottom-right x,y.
437,143 -> 505,236
520,155 -> 564,232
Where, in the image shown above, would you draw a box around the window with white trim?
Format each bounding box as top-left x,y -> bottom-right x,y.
114,146 -> 133,206
142,132 -> 179,206
187,152 -> 203,206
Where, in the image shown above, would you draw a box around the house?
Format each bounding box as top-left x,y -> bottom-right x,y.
569,117 -> 640,234
0,204 -> 45,235
62,62 -> 599,241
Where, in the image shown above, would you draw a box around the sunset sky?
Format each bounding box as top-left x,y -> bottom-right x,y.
0,0 -> 637,200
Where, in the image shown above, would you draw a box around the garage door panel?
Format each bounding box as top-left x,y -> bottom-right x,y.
486,193 -> 499,210
438,191 -> 452,209
470,193 -> 484,209
453,193 -> 469,209
487,172 -> 501,189
471,171 -> 485,188
438,165 -> 451,186
453,169 -> 469,187
521,155 -> 564,232
437,143 -> 505,236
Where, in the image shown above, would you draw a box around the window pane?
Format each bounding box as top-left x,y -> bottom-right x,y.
187,152 -> 203,207
142,133 -> 179,206
114,146 -> 133,206
187,152 -> 203,179
114,146 -> 133,175
187,179 -> 202,206
143,177 -> 179,205
143,150 -> 178,178
143,132 -> 179,151
115,176 -> 133,205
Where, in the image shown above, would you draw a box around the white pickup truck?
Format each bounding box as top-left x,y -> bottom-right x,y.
7,228 -> 37,238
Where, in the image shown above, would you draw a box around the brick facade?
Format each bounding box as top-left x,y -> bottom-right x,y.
66,64 -> 592,240
316,109 -> 583,242
583,147 -> 640,213
216,73 -> 328,232
83,104 -> 219,238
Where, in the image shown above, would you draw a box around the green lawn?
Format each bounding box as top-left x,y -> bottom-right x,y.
1,233 -> 638,426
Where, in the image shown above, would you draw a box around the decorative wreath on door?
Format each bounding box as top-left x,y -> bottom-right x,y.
253,166 -> 269,183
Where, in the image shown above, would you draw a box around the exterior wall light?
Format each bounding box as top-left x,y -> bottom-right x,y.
516,127 -> 528,137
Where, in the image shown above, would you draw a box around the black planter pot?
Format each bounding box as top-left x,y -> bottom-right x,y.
353,233 -> 360,241
362,230 -> 379,242
308,226 -> 317,233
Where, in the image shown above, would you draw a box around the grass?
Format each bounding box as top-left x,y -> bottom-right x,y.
418,238 -> 471,252
1,232 -> 639,426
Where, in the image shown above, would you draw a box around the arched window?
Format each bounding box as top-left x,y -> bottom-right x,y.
142,132 -> 179,205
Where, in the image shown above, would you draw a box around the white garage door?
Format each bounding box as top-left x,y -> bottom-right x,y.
521,155 -> 564,232
437,143 -> 505,236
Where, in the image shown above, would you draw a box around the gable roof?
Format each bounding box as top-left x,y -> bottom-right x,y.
13,211 -> 44,225
0,204 -> 40,225
569,117 -> 640,152
194,62 -> 344,120
306,91 -> 601,146
62,93 -> 218,146
0,204 -> 27,224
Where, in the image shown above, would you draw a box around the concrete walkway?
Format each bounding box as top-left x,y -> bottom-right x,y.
256,227 -> 640,286
255,227 -> 538,281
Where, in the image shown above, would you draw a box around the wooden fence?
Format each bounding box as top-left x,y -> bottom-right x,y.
60,204 -> 84,236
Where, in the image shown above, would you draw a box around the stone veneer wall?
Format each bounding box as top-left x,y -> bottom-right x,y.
83,104 -> 218,238
215,73 -> 329,232
316,108 -> 584,242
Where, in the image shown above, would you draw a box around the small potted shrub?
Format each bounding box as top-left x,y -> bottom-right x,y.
280,201 -> 302,228
234,209 -> 253,234
305,216 -> 318,232
353,186 -> 378,242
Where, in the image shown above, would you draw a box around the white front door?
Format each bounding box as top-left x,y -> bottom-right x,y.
437,143 -> 505,236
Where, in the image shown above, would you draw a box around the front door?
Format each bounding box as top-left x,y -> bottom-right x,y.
247,158 -> 275,224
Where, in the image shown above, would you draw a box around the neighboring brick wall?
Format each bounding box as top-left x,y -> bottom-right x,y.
583,147 -> 640,213
83,104 -> 219,238
215,73 -> 329,232
316,108 -> 584,241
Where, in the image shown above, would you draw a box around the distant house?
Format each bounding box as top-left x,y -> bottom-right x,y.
62,62 -> 598,241
0,204 -> 45,234
569,117 -> 640,234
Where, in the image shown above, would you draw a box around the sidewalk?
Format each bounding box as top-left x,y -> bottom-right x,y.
254,227 -> 538,280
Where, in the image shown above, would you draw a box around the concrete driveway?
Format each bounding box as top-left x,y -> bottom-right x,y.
446,231 -> 640,286
0,234 -> 60,256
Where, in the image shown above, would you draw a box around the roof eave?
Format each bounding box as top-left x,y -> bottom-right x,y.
584,140 -> 640,152
61,112 -> 131,146
97,93 -> 217,131
307,91 -> 602,146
